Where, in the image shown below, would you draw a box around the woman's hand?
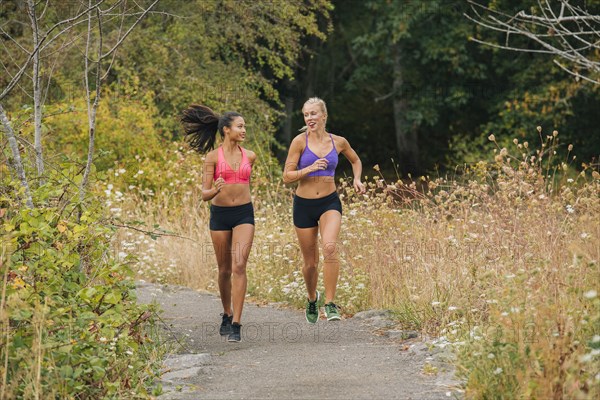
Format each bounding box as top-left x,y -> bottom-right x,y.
214,174 -> 225,193
310,158 -> 329,172
353,179 -> 366,194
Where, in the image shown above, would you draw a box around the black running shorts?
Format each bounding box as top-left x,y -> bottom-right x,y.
210,202 -> 255,231
293,191 -> 342,229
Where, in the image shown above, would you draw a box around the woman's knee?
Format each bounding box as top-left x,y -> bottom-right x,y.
232,262 -> 247,276
303,261 -> 318,271
218,265 -> 232,277
321,241 -> 339,261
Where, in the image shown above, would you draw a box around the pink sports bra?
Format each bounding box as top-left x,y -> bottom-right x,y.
214,146 -> 252,184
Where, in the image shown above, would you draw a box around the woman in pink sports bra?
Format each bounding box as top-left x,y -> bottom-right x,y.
283,97 -> 366,323
180,104 -> 256,342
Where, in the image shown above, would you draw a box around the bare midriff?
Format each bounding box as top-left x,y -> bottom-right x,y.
211,184 -> 252,206
295,176 -> 336,199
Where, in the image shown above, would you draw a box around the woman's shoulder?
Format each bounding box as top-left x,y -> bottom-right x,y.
205,148 -> 219,162
292,132 -> 307,142
290,133 -> 307,149
330,133 -> 349,148
241,146 -> 257,161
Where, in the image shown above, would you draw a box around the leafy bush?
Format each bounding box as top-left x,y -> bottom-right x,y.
0,165 -> 162,399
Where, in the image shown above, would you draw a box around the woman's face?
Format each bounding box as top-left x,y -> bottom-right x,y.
303,103 -> 326,133
224,116 -> 246,142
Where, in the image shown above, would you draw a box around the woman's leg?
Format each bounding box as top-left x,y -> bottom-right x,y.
210,230 -> 233,315
295,226 -> 320,301
319,210 -> 342,304
230,223 -> 255,324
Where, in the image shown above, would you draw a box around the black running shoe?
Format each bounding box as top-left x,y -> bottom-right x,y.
228,323 -> 241,342
220,313 -> 233,336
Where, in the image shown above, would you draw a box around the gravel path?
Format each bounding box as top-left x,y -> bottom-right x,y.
136,281 -> 460,400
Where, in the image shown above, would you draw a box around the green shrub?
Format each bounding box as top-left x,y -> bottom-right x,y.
1,166 -> 162,399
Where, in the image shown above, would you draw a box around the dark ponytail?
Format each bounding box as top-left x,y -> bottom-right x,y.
180,104 -> 242,153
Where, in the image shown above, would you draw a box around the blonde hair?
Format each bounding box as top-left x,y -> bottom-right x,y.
299,97 -> 328,133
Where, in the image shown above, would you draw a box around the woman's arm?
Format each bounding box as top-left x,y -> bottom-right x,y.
247,149 -> 257,164
282,135 -> 327,184
338,136 -> 366,194
201,151 -> 224,201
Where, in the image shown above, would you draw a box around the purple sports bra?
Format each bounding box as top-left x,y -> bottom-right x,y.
297,133 -> 338,177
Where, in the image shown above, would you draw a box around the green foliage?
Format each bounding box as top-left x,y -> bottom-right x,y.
0,167 -> 162,399
32,84 -> 164,172
115,0 -> 332,140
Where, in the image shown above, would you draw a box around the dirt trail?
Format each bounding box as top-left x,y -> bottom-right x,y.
136,282 -> 460,400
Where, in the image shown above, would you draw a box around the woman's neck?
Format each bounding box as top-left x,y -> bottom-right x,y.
310,128 -> 327,139
222,139 -> 238,152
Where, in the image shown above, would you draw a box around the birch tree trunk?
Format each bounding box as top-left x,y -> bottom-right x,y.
27,0 -> 44,179
0,104 -> 33,208
80,5 -> 101,207
78,0 -> 159,207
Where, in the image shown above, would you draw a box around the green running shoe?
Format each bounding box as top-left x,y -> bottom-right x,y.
325,302 -> 341,321
305,291 -> 321,324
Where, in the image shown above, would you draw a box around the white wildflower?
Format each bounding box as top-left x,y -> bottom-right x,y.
584,290 -> 597,299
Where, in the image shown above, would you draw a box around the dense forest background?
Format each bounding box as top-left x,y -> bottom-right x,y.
280,0 -> 600,176
2,0 -> 598,180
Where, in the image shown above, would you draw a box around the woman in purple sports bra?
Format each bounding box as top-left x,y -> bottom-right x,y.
180,104 -> 256,343
283,97 -> 366,323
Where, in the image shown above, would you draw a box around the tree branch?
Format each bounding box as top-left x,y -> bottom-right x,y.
100,0 -> 160,60
466,0 -> 600,84
554,59 -> 600,84
0,0 -> 108,102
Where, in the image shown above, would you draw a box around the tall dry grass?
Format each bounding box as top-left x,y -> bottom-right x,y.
115,134 -> 599,398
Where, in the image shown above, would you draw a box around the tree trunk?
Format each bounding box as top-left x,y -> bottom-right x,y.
80,3 -> 102,208
304,35 -> 321,98
283,95 -> 294,144
27,0 -> 44,179
392,42 -> 419,175
1,103 -> 33,208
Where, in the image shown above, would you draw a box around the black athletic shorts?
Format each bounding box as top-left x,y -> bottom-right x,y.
210,203 -> 255,231
293,191 -> 342,229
